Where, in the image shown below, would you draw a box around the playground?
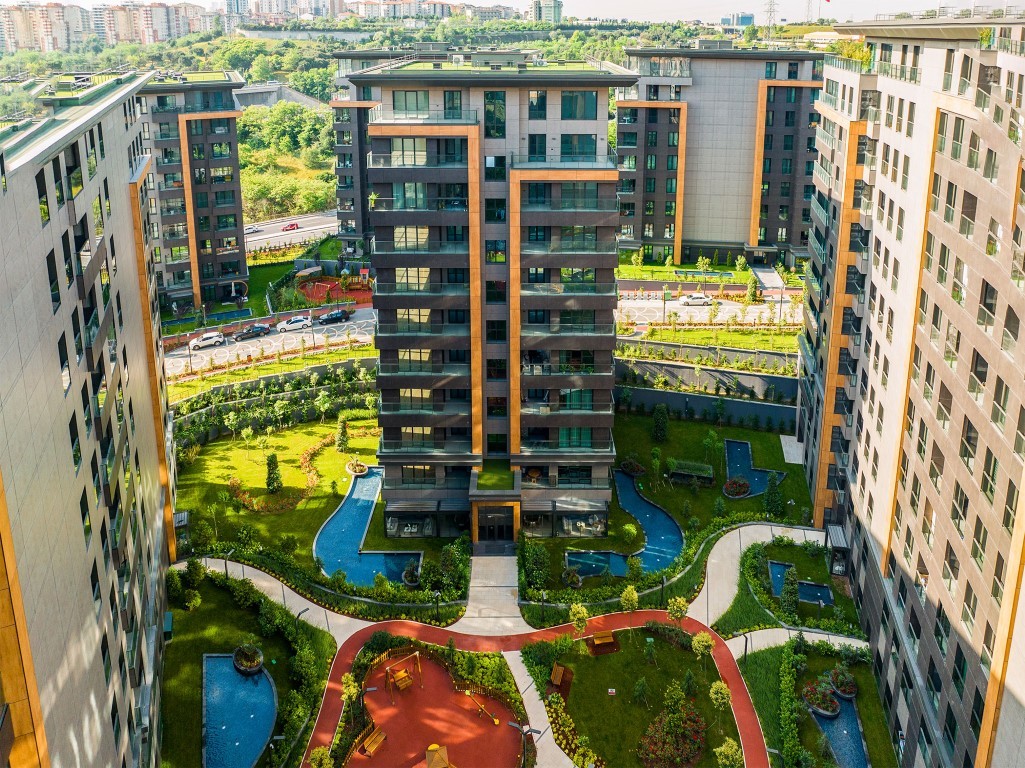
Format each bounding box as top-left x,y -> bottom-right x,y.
294,267 -> 372,306
352,651 -> 522,767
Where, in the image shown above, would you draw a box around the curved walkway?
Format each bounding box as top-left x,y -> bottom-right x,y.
725,627 -> 869,658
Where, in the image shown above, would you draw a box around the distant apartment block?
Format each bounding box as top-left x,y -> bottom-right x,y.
0,69 -> 177,768
801,12 -> 1025,768
524,0 -> 561,23
333,48 -> 633,544
720,12 -> 755,28
137,71 -> 248,310
616,48 -> 822,264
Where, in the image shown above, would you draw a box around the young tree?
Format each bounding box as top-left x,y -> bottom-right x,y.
780,567 -> 800,618
273,398 -> 290,428
314,391 -> 333,423
633,675 -> 651,708
240,425 -> 255,457
763,472 -> 784,519
695,255 -> 712,291
266,452 -> 283,494
714,737 -> 745,768
667,596 -> 690,627
652,403 -> 669,443
735,254 -> 748,272
339,672 -> 360,725
667,310 -> 680,331
708,300 -> 721,326
709,680 -> 732,731
627,556 -> 643,582
644,639 -> 658,666
692,631 -> 714,672
569,603 -> 589,637
621,584 -> 639,618
631,251 -> 644,268
335,414 -> 349,452
746,272 -> 759,303
223,410 -> 241,440
702,429 -> 721,464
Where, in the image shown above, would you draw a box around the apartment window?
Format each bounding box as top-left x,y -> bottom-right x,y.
666,178 -> 677,194
788,62 -> 799,79
561,91 -> 597,120
393,89 -> 429,115
484,198 -> 507,222
484,92 -> 506,138
785,111 -> 796,127
1004,479 -> 1018,535
765,62 -> 777,78
667,155 -> 678,171
81,490 -> 91,547
962,582 -> 977,631
485,156 -> 506,181
485,281 -> 506,303
786,86 -> 797,103
646,154 -> 657,170
762,158 -> 772,174
951,482 -> 969,535
69,417 -> 81,472
528,90 -> 547,119
486,397 -> 508,418
486,359 -> 507,380
668,131 -> 678,146
766,86 -> 776,103
485,321 -> 507,342
561,134 -> 597,159
443,90 -> 462,119
665,202 -> 676,216
37,170 -> 50,225
765,110 -> 775,127
485,240 -> 507,263
619,132 -> 637,148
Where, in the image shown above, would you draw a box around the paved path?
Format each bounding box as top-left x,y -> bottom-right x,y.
725,627 -> 869,658
750,264 -> 786,291
503,651 -> 575,768
779,434 -> 804,464
449,556 -> 533,636
690,524 -> 826,627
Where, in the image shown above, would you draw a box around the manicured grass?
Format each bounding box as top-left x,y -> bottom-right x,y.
613,414 -> 811,535
640,326 -> 801,353
160,580 -> 335,768
763,542 -> 859,628
617,264 -> 745,283
175,421 -> 377,569
563,632 -> 741,768
478,459 -> 514,490
247,262 -> 294,312
167,344 -> 376,402
737,645 -> 785,756
800,655 -> 899,768
712,580 -> 779,637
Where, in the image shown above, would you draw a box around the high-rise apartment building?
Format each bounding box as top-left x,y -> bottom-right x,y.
525,0 -> 561,24
334,49 -> 633,543
0,3 -> 93,54
0,70 -> 177,767
138,72 -> 248,310
616,49 -> 823,264
801,13 -> 1025,767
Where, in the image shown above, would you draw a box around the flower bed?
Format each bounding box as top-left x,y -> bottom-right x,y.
803,676 -> 840,717
232,643 -> 264,675
346,457 -> 369,476
722,477 -> 751,498
638,700 -> 707,768
830,665 -> 858,699
619,457 -> 647,476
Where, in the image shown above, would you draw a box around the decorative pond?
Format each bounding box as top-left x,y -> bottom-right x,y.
203,654 -> 277,768
812,698 -> 870,768
768,560 -> 834,605
724,439 -> 785,496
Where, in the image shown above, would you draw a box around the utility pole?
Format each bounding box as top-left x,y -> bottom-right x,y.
765,0 -> 777,45
806,0 -> 814,22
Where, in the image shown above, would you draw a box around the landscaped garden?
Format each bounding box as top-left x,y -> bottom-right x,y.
637,326 -> 801,353
739,637 -> 898,768
522,624 -> 743,768
161,569 -> 335,768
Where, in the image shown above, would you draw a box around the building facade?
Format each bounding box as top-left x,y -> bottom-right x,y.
0,70 -> 176,768
137,71 -> 248,310
801,13 -> 1025,768
334,50 -> 632,543
616,49 -> 823,264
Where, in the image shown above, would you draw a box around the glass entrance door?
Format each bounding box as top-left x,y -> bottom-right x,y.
478,506 -> 514,541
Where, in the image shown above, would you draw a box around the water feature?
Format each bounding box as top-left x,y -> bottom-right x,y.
768,560 -> 834,605
812,698 -> 870,768
203,654 -> 277,768
564,470 -> 684,576
313,467 -> 421,586
724,439 -> 786,496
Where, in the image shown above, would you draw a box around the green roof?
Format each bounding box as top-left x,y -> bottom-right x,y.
392,60 -> 607,73
149,71 -> 234,85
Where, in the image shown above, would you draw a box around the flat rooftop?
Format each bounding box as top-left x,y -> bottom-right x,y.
144,70 -> 244,87
349,54 -> 636,85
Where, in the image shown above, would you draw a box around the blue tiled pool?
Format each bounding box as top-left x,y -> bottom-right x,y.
768,560 -> 834,605
812,698 -> 869,768
203,654 -> 277,768
313,467 -> 420,586
565,471 -> 684,577
725,439 -> 786,496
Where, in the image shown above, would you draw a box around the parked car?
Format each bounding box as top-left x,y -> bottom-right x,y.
680,292 -> 713,306
189,331 -> 225,350
318,309 -> 351,325
232,323 -> 271,341
243,225 -> 261,234
276,315 -> 312,333
281,222 -> 300,232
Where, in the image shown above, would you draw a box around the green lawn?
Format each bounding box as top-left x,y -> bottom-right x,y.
478,459 -> 514,490
167,344 -> 376,402
737,646 -> 785,757
160,580 -> 335,768
763,542 -> 859,628
247,262 -> 293,312
617,264 -> 745,283
639,326 -> 800,353
613,414 -> 811,535
712,580 -> 779,637
175,421 -> 378,569
563,631 -> 741,768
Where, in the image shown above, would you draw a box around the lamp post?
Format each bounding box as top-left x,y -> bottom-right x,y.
661,575 -> 666,607
433,590 -> 441,623
223,549 -> 235,577
541,590 -> 547,623
507,721 -> 541,762
295,606 -> 310,634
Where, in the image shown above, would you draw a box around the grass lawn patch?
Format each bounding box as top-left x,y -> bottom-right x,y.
477,459 -> 514,490
175,421 -> 378,569
160,580 -> 335,768
563,631 -> 740,768
712,580 -> 779,637
640,326 -> 800,353
247,262 -> 294,311
799,654 -> 899,768
738,645 -> 785,756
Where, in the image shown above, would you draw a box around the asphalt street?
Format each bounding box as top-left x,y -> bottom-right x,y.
243,210 -> 339,250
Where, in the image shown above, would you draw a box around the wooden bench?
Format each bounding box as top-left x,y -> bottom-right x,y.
593,630 -> 615,646
363,726 -> 387,757
391,668 -> 414,690
550,662 -> 565,687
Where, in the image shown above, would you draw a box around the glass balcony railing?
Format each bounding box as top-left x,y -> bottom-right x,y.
372,197 -> 469,212
375,323 -> 471,336
509,153 -> 618,169
520,240 -> 618,254
520,282 -> 617,295
367,152 -> 468,168
520,324 -> 615,336
373,282 -> 470,295
521,363 -> 614,376
519,439 -> 614,453
521,198 -> 620,212
377,363 -> 471,376
379,439 -> 473,454
379,401 -> 471,415
369,106 -> 478,124
878,61 -> 921,84
371,240 -> 469,254
521,403 -> 614,415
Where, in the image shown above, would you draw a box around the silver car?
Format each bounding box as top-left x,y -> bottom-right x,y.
680,292 -> 713,306
189,331 -> 225,350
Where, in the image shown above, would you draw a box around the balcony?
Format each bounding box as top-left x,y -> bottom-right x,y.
509,153 -> 618,170
811,196 -> 829,225
369,106 -> 478,125
521,402 -> 614,416
380,401 -> 471,416
518,439 -> 614,454
377,363 -> 471,377
813,164 -> 832,189
521,363 -> 614,377
520,282 -> 617,296
371,239 -> 468,255
968,373 -> 986,403
809,237 -> 827,266
367,152 -> 468,169
379,438 -> 474,454
877,61 -> 921,84
374,282 -> 470,295
521,198 -> 619,212
520,240 -> 618,255
372,197 -> 468,212
376,323 -> 471,336
815,127 -> 836,151
521,324 -> 615,336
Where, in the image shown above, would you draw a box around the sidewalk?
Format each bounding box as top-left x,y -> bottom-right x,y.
725,627 -> 869,657
750,263 -> 785,291
690,524 -> 826,627
449,555 -> 534,636
502,651 -> 574,768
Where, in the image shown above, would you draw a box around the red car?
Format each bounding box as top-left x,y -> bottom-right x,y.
282,222 -> 300,232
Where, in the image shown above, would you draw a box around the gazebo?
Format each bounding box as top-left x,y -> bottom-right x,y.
826,524 -> 850,576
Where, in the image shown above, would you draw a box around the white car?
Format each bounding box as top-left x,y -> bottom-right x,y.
680,292 -> 713,306
276,315 -> 312,333
243,225 -> 261,234
189,331 -> 225,350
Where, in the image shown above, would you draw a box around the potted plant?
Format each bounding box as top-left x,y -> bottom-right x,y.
723,477 -> 751,498
803,675 -> 840,717
233,637 -> 264,676
561,566 -> 583,589
830,664 -> 858,699
619,456 -> 647,477
402,558 -> 420,587
367,191 -> 379,210
346,454 -> 369,476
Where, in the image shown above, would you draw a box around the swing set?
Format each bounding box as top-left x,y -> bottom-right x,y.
384,650 -> 424,703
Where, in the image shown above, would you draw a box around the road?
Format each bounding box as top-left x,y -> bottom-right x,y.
243,210 -> 339,250
164,308 -> 376,376
615,294 -> 798,325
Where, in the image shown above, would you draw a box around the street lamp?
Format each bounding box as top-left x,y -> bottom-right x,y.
660,575 -> 666,607
433,590 -> 441,623
541,590 -> 547,624
507,722 -> 542,761
295,606 -> 310,634
223,549 -> 235,577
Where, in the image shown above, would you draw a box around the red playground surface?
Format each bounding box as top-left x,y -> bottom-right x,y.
348,655 -> 522,767
297,278 -> 371,306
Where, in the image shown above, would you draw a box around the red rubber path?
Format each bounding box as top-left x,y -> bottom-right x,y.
302,610 -> 769,768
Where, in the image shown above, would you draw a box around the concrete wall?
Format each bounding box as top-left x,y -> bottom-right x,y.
234,83 -> 326,110
616,358 -> 797,402
617,339 -> 798,368
616,386 -> 797,427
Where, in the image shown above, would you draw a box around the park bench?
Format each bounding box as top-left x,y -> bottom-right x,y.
550,662 -> 565,686
391,668 -> 414,690
363,726 -> 387,757
593,630 -> 615,646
